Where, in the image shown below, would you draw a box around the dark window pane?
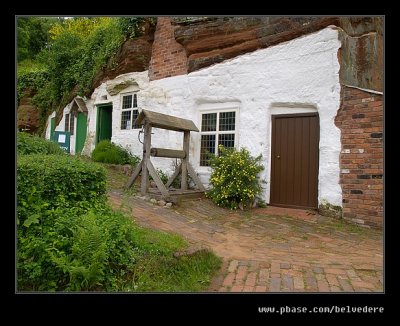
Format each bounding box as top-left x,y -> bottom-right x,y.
70,113 -> 74,135
133,94 -> 137,107
65,114 -> 70,132
132,109 -> 140,129
200,134 -> 216,166
122,95 -> 132,109
121,110 -> 132,129
201,113 -> 217,132
218,134 -> 235,151
219,111 -> 236,131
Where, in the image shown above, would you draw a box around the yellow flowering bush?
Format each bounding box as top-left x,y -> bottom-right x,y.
207,145 -> 264,210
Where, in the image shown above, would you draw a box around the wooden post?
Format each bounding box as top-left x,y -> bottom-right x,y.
181,131 -> 190,190
166,163 -> 182,188
141,121 -> 152,196
126,160 -> 143,189
188,163 -> 206,191
147,160 -> 170,199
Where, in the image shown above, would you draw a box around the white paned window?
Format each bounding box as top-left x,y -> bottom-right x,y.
200,110 -> 237,166
121,93 -> 139,130
65,113 -> 74,135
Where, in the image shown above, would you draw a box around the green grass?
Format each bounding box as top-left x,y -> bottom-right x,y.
116,219 -> 222,292
134,250 -> 222,292
329,220 -> 364,234
103,163 -> 130,191
102,163 -> 222,292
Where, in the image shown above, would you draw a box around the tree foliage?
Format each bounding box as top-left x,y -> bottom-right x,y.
48,17 -> 113,41
17,17 -> 60,62
17,17 -> 152,135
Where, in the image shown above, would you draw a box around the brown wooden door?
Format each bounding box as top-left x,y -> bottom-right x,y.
270,113 -> 319,209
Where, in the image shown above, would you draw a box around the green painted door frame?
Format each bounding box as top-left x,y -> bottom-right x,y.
96,104 -> 113,145
75,112 -> 87,153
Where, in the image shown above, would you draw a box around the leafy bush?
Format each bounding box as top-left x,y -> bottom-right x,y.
118,17 -> 146,39
207,145 -> 264,210
17,154 -> 105,290
18,204 -> 141,291
17,150 -> 221,292
47,208 -> 140,291
16,153 -> 134,291
17,132 -> 65,155
17,154 -> 106,211
17,68 -> 49,104
92,140 -> 138,165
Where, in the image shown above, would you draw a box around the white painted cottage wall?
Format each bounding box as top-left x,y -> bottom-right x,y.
47,27 -> 342,207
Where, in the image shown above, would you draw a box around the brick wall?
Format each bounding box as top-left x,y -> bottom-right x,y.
148,17 -> 188,81
335,86 -> 383,227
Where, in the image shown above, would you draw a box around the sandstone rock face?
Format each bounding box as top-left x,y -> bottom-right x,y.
90,21 -> 155,93
106,76 -> 139,96
93,17 -> 381,93
172,17 -> 340,73
338,17 -> 383,92
148,16 -> 381,92
17,88 -> 39,133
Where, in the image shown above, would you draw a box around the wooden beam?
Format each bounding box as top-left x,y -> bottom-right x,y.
166,163 -> 182,188
140,122 -> 152,196
135,109 -> 199,132
147,160 -> 170,199
126,160 -> 143,189
181,131 -> 190,190
150,148 -> 186,159
187,163 -> 206,192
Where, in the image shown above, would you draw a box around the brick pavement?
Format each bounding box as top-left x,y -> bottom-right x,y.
108,191 -> 383,292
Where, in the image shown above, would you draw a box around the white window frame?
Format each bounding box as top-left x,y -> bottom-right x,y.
120,92 -> 140,130
65,112 -> 75,135
199,108 -> 239,167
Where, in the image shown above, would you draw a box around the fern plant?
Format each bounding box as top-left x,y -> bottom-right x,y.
51,211 -> 109,290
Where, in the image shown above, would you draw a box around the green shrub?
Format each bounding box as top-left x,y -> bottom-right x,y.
17,205 -> 141,291
17,154 -> 106,212
92,140 -> 138,165
17,69 -> 49,104
17,152 -> 220,292
16,153 -> 136,291
47,208 -> 139,291
207,145 -> 264,210
118,17 -> 146,39
157,169 -> 169,184
17,132 -> 65,156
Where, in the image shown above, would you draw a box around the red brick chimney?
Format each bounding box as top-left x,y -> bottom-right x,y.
148,17 -> 188,81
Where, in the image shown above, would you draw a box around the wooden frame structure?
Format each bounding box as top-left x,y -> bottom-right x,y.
126,109 -> 205,202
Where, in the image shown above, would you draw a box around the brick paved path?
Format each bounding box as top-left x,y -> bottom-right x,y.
108,191 -> 383,292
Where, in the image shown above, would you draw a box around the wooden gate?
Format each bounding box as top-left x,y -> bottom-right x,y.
270,113 -> 319,209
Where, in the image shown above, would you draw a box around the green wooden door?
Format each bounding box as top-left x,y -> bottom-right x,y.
75,112 -> 87,153
96,105 -> 112,144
